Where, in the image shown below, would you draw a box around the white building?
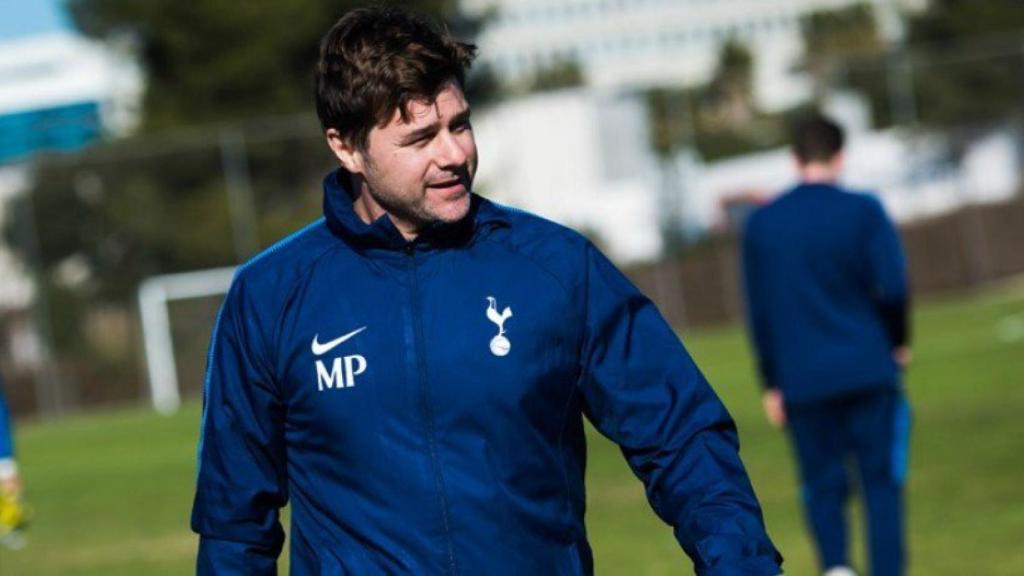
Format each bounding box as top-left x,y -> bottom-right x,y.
472,86 -> 1020,263
683,126 -> 1022,230
474,88 -> 664,262
0,31 -> 142,165
461,0 -> 913,111
0,31 -> 142,310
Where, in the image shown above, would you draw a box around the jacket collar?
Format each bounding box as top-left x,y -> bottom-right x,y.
792,181 -> 841,194
321,168 -> 509,251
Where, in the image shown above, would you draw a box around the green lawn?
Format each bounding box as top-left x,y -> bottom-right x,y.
2,286 -> 1022,575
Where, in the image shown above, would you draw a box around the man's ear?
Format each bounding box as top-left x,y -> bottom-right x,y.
326,129 -> 365,174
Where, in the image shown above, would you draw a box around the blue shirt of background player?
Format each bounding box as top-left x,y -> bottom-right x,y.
742,181 -> 909,406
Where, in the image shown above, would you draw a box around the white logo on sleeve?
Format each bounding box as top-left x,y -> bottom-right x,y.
312,327 -> 367,391
485,296 -> 513,357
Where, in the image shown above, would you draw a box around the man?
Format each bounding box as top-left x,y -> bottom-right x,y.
192,7 -> 781,575
0,374 -> 28,549
741,116 -> 911,576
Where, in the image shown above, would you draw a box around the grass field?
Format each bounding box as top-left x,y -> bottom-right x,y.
2,285 -> 1022,575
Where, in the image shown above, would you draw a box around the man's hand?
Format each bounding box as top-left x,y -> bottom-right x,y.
0,475 -> 21,500
0,459 -> 20,500
893,346 -> 912,369
762,389 -> 786,428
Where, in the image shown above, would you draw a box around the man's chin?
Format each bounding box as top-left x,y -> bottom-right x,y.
428,192 -> 472,224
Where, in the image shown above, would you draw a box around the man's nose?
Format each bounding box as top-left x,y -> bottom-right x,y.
435,130 -> 468,169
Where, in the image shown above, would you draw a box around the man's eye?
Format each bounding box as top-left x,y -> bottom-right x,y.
453,121 -> 472,133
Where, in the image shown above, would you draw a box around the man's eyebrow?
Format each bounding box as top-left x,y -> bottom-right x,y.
400,108 -> 472,143
401,122 -> 440,144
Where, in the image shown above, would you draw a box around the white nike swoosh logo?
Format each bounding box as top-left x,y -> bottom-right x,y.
311,326 -> 367,356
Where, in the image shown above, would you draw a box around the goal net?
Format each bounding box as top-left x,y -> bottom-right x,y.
138,267 -> 236,414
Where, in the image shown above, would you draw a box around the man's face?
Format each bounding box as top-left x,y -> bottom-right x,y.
359,81 -> 477,231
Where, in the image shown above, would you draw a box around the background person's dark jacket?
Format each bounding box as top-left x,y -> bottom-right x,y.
742,183 -> 909,405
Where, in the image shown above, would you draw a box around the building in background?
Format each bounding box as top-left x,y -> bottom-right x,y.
474,88 -> 663,261
0,30 -> 141,308
472,86 -> 1022,263
687,126 -> 1023,232
460,0 -> 912,111
0,31 -> 142,166
0,29 -> 141,382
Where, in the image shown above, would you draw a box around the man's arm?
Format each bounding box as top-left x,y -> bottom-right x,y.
739,220 -> 777,392
0,383 -> 20,496
577,243 -> 782,575
740,222 -> 786,428
191,277 -> 288,576
864,198 -> 910,352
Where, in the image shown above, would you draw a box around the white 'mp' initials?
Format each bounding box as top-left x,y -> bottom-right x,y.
316,355 -> 367,391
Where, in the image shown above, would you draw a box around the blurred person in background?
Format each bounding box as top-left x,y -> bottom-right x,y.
741,115 -> 911,576
0,372 -> 29,549
190,6 -> 783,575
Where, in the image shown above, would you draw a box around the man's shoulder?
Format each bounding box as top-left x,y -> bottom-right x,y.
229,218 -> 337,303
758,184 -> 881,218
480,198 -> 590,252
476,198 -> 592,285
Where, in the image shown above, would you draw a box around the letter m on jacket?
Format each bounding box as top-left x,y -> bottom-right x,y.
316,356 -> 366,390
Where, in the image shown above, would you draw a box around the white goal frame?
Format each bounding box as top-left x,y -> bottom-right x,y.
138,266 -> 236,414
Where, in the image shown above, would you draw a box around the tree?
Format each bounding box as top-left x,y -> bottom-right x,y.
645,40 -> 801,162
67,0 -> 473,131
4,1 -> 481,404
906,0 -> 1024,129
523,58 -> 585,93
799,3 -> 890,125
700,40 -> 755,130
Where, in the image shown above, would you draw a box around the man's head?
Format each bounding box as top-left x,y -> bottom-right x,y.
316,7 -> 478,237
791,114 -> 845,184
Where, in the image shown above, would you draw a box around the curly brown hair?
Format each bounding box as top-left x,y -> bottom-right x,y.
315,6 -> 477,150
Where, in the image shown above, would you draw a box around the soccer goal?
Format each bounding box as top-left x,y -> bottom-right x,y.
138,267 -> 236,415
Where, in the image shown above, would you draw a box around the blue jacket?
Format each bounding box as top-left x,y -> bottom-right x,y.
0,377 -> 12,461
741,183 -> 909,406
192,170 -> 781,575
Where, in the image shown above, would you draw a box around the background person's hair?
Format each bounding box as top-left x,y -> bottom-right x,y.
791,114 -> 845,164
315,6 -> 477,150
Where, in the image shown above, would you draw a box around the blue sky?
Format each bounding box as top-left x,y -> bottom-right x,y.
0,0 -> 72,41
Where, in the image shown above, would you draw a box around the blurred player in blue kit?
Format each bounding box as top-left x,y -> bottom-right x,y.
741,115 -> 912,576
0,373 -> 29,549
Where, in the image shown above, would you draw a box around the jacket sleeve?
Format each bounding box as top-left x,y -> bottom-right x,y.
191,276 -> 288,576
577,243 -> 782,575
0,379 -> 16,480
864,198 -> 910,347
740,219 -> 777,390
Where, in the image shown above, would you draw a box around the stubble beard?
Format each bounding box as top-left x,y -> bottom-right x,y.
364,161 -> 473,232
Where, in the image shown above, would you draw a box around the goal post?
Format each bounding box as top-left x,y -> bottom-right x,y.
138,266 -> 236,415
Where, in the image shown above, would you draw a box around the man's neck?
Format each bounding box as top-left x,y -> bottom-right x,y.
349,175 -> 419,241
798,165 -> 840,185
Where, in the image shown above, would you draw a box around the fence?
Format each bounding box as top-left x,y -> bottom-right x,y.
630,192 -> 1024,331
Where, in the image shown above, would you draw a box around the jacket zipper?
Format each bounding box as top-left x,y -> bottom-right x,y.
406,244 -> 458,574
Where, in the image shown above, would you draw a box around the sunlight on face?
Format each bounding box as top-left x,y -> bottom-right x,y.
361,81 -> 478,233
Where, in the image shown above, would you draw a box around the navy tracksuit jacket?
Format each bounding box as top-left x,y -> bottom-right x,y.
741,182 -> 911,575
191,169 -> 782,575
741,183 -> 908,405
0,376 -> 13,462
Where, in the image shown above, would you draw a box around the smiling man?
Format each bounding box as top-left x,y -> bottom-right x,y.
190,7 -> 782,575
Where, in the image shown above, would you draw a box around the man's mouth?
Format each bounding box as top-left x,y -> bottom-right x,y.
426,176 -> 468,194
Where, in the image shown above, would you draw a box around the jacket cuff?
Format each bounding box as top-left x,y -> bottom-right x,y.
0,458 -> 17,482
697,555 -> 783,576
